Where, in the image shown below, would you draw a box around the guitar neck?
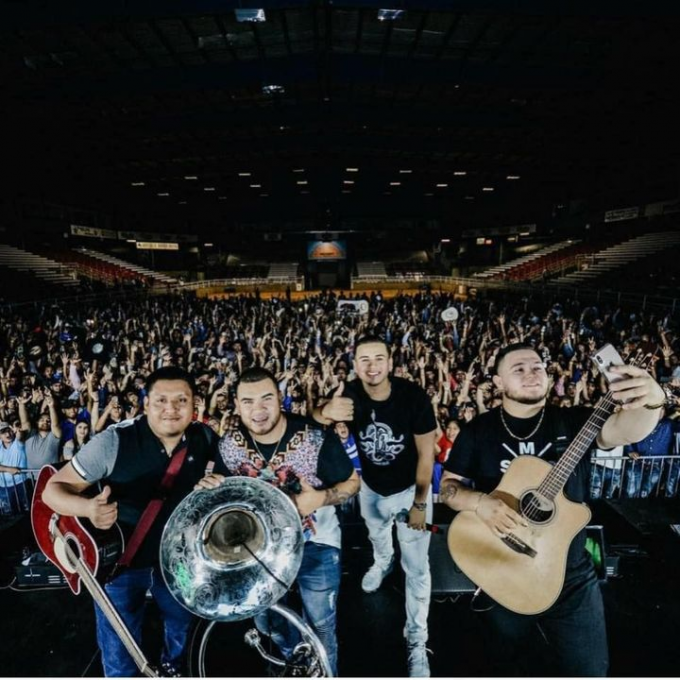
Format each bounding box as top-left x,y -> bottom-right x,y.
54,526 -> 159,678
538,392 -> 617,500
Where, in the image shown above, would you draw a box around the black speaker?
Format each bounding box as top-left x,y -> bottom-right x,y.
429,524 -> 477,594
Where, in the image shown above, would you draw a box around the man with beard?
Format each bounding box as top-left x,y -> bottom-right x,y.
197,367 -> 359,676
315,335 -> 437,677
440,343 -> 666,676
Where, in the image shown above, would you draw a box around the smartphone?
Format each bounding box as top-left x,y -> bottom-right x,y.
591,344 -> 626,385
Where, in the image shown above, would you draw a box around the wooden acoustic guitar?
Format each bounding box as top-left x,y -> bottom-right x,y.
31,464 -> 160,677
447,390 -> 618,615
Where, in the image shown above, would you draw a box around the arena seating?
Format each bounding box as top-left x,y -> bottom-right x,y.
355,262 -> 388,280
73,247 -> 178,287
550,231 -> 680,287
472,240 -> 579,280
42,249 -> 151,287
0,244 -> 78,291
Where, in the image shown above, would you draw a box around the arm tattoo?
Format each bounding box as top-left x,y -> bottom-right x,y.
440,483 -> 459,503
324,486 -> 350,506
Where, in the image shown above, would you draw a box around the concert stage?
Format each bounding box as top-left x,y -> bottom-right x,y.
1,499 -> 678,677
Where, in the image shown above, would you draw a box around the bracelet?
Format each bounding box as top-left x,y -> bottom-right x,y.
473,492 -> 485,514
644,400 -> 666,410
413,501 -> 427,511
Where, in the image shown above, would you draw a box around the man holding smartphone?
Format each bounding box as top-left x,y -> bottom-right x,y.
439,342 -> 665,676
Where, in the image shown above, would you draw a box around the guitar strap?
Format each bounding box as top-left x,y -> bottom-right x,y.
113,443 -> 189,574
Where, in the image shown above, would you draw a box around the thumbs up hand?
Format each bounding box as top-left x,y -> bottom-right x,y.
88,485 -> 118,529
320,381 -> 354,423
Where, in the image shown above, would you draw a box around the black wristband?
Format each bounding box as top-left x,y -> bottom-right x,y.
413,501 -> 427,511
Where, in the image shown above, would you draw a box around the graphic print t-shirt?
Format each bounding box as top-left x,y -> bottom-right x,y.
444,404 -> 593,573
342,377 -> 437,496
214,414 -> 353,549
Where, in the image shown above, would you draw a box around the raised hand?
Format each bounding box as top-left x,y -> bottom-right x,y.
320,381 -> 354,422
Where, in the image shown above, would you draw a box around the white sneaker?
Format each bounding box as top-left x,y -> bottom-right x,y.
407,642 -> 431,677
361,559 -> 394,593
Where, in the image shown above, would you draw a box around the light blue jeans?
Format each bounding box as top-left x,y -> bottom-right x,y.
360,481 -> 432,644
255,541 -> 341,676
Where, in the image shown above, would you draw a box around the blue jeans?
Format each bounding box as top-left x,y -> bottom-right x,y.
625,459 -> 663,498
0,481 -> 30,515
666,460 -> 680,497
255,541 -> 341,676
360,482 -> 432,644
481,568 -> 608,676
94,567 -> 195,677
590,465 -> 622,499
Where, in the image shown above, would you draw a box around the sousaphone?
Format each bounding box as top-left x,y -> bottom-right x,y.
160,477 -> 333,677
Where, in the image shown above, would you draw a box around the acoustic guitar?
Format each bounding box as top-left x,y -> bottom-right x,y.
447,389 -> 618,615
31,464 -> 160,677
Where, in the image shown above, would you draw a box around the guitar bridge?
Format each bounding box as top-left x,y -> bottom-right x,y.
501,533 -> 537,558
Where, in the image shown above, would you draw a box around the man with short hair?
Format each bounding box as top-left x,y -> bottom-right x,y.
59,398 -> 80,444
316,335 -> 437,677
43,366 -> 219,677
440,342 -> 666,676
197,366 -> 359,676
19,391 -> 62,469
0,419 -> 29,514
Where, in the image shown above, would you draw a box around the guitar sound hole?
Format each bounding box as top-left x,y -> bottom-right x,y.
66,538 -> 83,567
519,491 -> 554,525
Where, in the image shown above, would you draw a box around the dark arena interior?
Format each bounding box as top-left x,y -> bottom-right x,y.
1,1 -> 680,677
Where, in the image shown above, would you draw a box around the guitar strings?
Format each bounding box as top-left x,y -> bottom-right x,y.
520,391 -> 617,522
521,353 -> 648,520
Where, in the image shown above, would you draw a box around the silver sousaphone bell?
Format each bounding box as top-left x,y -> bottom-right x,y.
160,477 -> 333,676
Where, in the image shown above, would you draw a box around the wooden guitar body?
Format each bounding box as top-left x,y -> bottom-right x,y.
447,455 -> 591,615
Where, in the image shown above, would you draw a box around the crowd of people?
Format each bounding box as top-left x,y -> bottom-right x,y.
2,289 -> 680,514
1,288 -> 679,676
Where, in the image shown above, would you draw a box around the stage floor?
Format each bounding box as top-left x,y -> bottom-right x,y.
1,499 -> 679,677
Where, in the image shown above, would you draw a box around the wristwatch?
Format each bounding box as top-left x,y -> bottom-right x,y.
412,501 -> 427,511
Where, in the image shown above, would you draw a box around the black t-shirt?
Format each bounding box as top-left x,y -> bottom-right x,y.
342,377 -> 437,496
445,404 -> 594,573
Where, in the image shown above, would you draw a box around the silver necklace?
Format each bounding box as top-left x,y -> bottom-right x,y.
250,422 -> 286,462
499,405 -> 545,441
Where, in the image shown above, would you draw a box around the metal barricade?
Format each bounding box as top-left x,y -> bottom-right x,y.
590,455 -> 680,500
0,469 -> 41,518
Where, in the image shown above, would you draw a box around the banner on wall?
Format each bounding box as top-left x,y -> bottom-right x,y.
118,231 -> 198,243
644,198 -> 680,217
70,224 -> 118,239
604,207 -> 639,223
135,241 -> 179,251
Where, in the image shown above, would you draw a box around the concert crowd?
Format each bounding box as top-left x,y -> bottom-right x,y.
2,288 -> 680,513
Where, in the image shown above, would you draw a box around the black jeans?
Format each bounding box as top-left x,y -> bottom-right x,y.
480,567 -> 609,676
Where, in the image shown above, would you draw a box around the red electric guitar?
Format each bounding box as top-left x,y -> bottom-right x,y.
31,465 -> 159,677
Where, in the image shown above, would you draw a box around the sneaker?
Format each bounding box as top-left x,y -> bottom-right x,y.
361,559 -> 394,593
407,642 -> 431,677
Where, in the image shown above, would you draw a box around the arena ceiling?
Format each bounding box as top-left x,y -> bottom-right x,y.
2,0 -> 680,239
